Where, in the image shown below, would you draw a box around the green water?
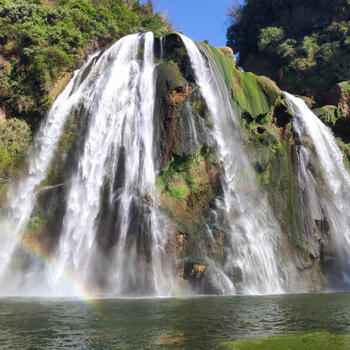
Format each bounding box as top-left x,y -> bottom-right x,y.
1,292 -> 350,349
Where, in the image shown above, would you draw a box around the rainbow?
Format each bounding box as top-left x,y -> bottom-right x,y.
6,233 -> 101,309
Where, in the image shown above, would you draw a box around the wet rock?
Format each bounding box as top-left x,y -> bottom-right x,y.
327,82 -> 350,119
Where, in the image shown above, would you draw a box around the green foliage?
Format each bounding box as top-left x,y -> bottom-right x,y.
314,105 -> 341,126
258,27 -> 284,53
227,0 -> 350,103
25,216 -> 44,235
0,0 -> 167,126
167,183 -> 187,201
157,149 -> 206,201
0,118 -> 31,182
206,44 -> 281,121
219,332 -> 350,350
24,214 -> 51,235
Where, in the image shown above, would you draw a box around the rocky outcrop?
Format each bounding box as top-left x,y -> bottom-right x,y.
315,82 -> 350,140
328,82 -> 350,119
314,81 -> 350,166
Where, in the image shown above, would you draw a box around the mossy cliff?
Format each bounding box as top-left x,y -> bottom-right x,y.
2,31 -> 348,292
152,33 -> 338,291
205,45 -> 321,265
153,33 -> 223,292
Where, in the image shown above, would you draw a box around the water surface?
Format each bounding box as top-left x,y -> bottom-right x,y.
1,292 -> 350,349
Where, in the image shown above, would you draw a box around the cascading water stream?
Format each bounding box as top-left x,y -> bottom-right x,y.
285,92 -> 350,284
179,35 -> 286,294
1,32 -> 325,298
0,33 -> 176,297
51,32 -> 175,296
0,53 -> 99,283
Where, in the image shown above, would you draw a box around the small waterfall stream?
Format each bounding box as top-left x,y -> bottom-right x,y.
180,35 -> 286,294
285,92 -> 350,285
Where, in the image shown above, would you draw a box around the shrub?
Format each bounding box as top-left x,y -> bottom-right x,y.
227,0 -> 350,103
0,0 -> 169,126
0,118 -> 31,180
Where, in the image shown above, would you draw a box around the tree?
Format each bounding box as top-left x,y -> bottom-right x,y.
226,0 -> 350,104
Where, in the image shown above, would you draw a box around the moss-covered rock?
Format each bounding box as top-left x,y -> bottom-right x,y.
152,34 -> 331,291
314,105 -> 341,126
314,81 -> 350,143
157,147 -> 221,226
206,44 -> 282,120
206,42 -> 327,290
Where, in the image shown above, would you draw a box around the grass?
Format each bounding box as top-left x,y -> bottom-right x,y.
219,332 -> 350,350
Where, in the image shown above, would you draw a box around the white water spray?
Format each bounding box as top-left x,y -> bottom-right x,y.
0,53 -> 99,283
0,33 -> 176,297
285,92 -> 350,283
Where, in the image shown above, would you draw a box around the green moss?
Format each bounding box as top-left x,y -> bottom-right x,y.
156,146 -> 221,231
167,181 -> 188,201
336,138 -> 350,169
314,105 -> 340,126
205,44 -> 281,120
24,214 -> 50,235
157,148 -> 204,197
191,98 -> 205,116
164,61 -> 186,87
257,162 -> 271,185
219,332 -> 350,350
0,118 -> 31,183
339,81 -> 350,94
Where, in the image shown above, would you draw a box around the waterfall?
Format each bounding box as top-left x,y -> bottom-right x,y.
285,92 -> 350,285
3,32 -> 331,298
0,52 -> 99,284
179,35 -> 286,294
54,32 -> 174,296
0,33 -> 176,297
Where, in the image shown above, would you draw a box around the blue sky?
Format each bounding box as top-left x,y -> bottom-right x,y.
152,0 -> 243,47
153,0 -> 230,46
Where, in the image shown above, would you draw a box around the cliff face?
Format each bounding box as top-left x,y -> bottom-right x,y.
150,33 -> 337,291
1,32 -> 349,294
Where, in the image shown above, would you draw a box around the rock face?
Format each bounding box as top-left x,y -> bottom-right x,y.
217,47 -> 236,61
2,32 -> 349,294
315,82 -> 350,137
314,81 -> 350,161
152,34 -> 331,292
328,82 -> 350,119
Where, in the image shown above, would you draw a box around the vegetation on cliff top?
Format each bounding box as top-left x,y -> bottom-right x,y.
0,0 -> 168,182
0,0 -> 167,128
227,0 -> 350,104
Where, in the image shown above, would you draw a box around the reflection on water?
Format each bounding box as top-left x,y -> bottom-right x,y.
1,293 -> 350,349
